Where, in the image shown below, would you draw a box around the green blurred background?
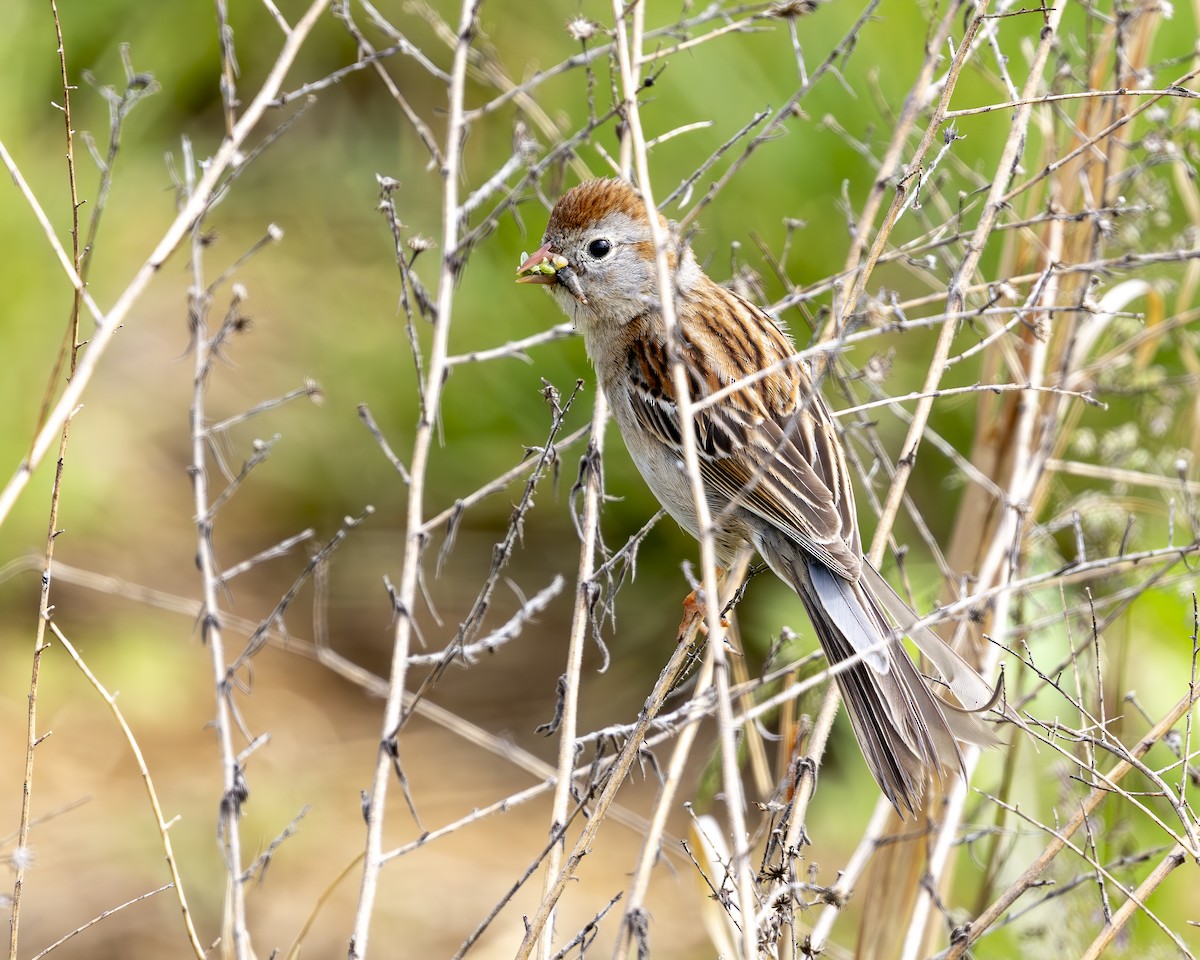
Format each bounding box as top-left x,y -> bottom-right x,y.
1,1 -> 1198,957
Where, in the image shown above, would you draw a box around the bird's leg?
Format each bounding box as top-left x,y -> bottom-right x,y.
681,567 -> 730,636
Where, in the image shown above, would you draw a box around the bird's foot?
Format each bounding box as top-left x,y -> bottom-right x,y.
681,579 -> 730,637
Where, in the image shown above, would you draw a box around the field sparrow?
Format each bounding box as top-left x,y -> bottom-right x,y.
517,178 -> 999,815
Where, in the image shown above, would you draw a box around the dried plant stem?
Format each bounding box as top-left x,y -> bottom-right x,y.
0,145 -> 102,326
10,7 -> 85,955
28,884 -> 173,960
526,3 -> 744,953
785,10 -> 1026,953
183,148 -> 250,957
772,23 -> 997,940
802,794 -> 893,954
839,382 -> 1101,417
335,2 -> 444,166
776,683 -> 841,959
420,424 -> 591,533
831,0 -> 986,334
865,3 -> 1009,565
513,624 -> 700,960
906,59 -> 1067,946
784,682 -> 840,846
944,85 -> 1200,120
0,0 -> 330,531
612,652 -> 716,959
613,4 -> 758,955
214,0 -> 237,136
940,686 -> 1200,960
1077,842 -> 1191,960
997,65 -> 1200,211
50,623 -> 205,957
537,391 -> 608,960
348,2 -> 479,955
807,19 -> 1075,941
613,554 -> 750,960
675,1 -> 884,235
768,676 -> 844,955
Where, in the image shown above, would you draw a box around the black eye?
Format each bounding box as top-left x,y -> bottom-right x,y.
587,238 -> 612,259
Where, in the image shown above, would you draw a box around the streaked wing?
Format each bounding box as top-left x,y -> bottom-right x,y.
623,286 -> 861,579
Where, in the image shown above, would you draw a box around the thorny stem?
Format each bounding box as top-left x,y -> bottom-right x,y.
944,84 -> 1200,120
9,6 -> 82,956
776,683 -> 842,960
28,884 -> 173,960
773,16 -> 997,947
863,1 -> 992,568
513,625 -> 700,959
533,6 -> 644,955
781,6 -> 993,954
613,660 -> 716,960
1078,842 -> 1191,960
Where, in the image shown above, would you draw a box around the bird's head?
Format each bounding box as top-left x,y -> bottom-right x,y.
516,179 -> 697,329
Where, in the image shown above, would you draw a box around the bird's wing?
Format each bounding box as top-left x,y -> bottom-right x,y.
623,291 -> 862,580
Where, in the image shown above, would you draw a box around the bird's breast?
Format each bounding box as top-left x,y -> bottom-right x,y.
605,381 -> 749,564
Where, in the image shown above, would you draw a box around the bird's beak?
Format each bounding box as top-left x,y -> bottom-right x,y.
516,243 -> 588,304
515,243 -> 560,284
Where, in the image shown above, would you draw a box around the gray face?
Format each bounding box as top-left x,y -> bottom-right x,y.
543,209 -> 659,327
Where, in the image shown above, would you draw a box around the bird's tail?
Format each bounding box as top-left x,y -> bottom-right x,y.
759,540 -> 1001,816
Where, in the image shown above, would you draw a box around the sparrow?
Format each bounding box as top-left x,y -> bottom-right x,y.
516,178 -> 999,815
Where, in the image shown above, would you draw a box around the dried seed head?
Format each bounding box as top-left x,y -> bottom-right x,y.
566,16 -> 598,42
768,0 -> 818,18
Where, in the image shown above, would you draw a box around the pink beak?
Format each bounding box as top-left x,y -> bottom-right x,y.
515,242 -> 558,285
515,242 -> 588,304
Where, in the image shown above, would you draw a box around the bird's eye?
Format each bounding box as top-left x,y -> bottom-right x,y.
587,238 -> 612,259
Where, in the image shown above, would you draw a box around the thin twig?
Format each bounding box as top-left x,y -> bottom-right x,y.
51,622 -> 205,957
348,2 -> 482,955
939,687 -> 1200,959
612,556 -> 751,960
10,9 -> 86,954
534,392 -> 608,960
613,6 -> 759,956
29,883 -> 174,960
513,628 -> 700,959
183,137 -> 252,958
0,0 -> 332,530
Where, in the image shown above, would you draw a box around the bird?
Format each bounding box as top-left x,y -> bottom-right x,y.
515,177 -> 1000,816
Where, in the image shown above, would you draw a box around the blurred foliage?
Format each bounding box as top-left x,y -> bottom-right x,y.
1,1 -> 1199,958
